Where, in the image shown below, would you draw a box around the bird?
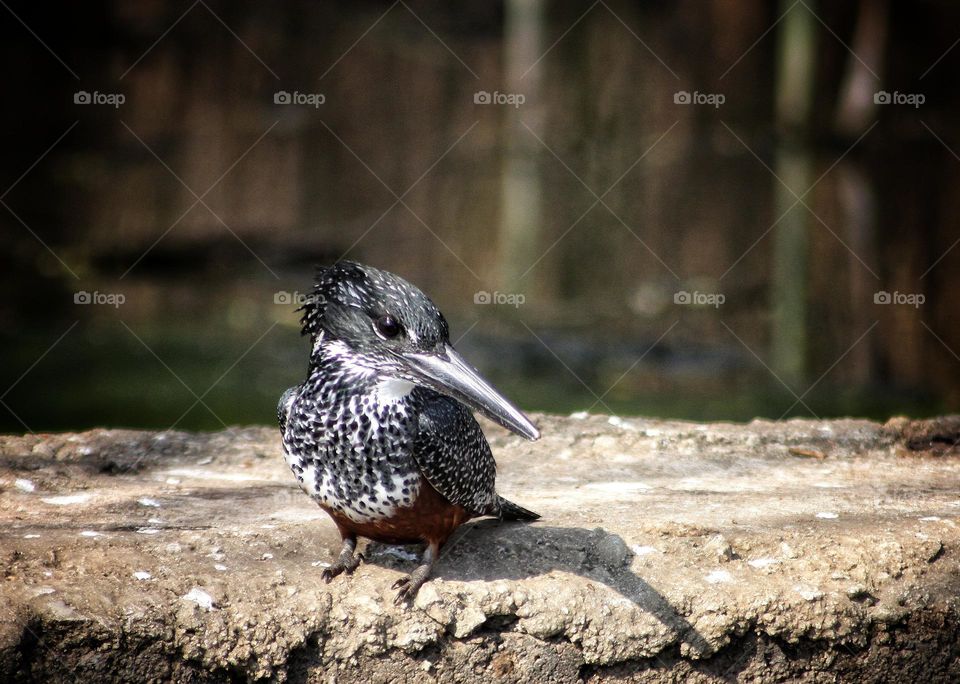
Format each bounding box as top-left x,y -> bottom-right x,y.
278,261 -> 541,603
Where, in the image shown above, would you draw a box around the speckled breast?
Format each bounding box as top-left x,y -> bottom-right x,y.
281,386 -> 424,524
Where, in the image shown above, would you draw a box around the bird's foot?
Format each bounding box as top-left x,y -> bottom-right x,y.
392,563 -> 431,605
321,550 -> 363,583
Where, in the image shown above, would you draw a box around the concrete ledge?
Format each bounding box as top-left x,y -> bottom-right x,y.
1,415 -> 959,682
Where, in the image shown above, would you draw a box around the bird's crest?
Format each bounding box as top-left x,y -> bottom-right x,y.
298,261 -> 367,337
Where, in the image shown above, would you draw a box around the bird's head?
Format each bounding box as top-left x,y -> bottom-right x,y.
299,261 -> 540,440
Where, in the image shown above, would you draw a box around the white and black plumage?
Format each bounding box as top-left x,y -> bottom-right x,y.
278,261 -> 541,602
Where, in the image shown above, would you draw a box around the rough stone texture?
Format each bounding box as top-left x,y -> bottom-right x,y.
1,414 -> 959,682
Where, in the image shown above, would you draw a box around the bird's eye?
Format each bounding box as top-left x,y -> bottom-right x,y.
374,315 -> 402,339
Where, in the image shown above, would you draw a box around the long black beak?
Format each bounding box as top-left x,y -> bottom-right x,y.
399,344 -> 540,440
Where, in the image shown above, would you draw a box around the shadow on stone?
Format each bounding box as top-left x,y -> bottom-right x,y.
363,519 -> 712,656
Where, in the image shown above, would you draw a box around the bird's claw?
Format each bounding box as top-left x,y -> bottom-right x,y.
393,584 -> 412,605
321,552 -> 363,583
391,575 -> 423,605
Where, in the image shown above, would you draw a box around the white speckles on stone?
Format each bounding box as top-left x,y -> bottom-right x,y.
569,411 -> 589,420
705,570 -> 734,584
816,512 -> 839,519
260,524 -> 276,530
310,560 -> 330,568
261,553 -> 274,560
214,564 -> 227,571
42,493 -> 91,506
80,530 -> 102,537
181,588 -> 216,610
14,478 -> 35,492
136,527 -> 160,535
607,416 -> 637,431
748,557 -> 779,569
23,534 -> 40,539
794,585 -> 824,601
630,545 -> 660,556
137,497 -> 161,508
133,571 -> 152,581
919,516 -> 941,522
813,483 -> 847,489
780,542 -> 799,559
78,446 -> 94,456
165,478 -> 180,485
163,468 -> 264,482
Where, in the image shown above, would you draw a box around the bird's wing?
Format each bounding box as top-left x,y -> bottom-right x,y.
412,389 -> 497,517
277,386 -> 298,433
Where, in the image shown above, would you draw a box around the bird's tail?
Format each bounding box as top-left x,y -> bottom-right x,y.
497,496 -> 540,521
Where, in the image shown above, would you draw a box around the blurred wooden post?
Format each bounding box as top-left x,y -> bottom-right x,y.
771,0 -> 816,387
498,0 -> 544,292
834,0 -> 887,387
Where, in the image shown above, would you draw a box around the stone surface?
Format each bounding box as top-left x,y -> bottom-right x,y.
1,414 -> 959,682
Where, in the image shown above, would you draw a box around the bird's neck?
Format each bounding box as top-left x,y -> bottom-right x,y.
310,337 -> 376,386
308,336 -> 414,405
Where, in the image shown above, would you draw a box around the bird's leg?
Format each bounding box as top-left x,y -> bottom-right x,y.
392,541 -> 439,604
321,534 -> 363,582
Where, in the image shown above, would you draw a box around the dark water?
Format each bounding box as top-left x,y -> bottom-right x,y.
1,296 -> 940,435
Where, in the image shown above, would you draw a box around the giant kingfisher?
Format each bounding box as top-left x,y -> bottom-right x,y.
278,261 -> 541,603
